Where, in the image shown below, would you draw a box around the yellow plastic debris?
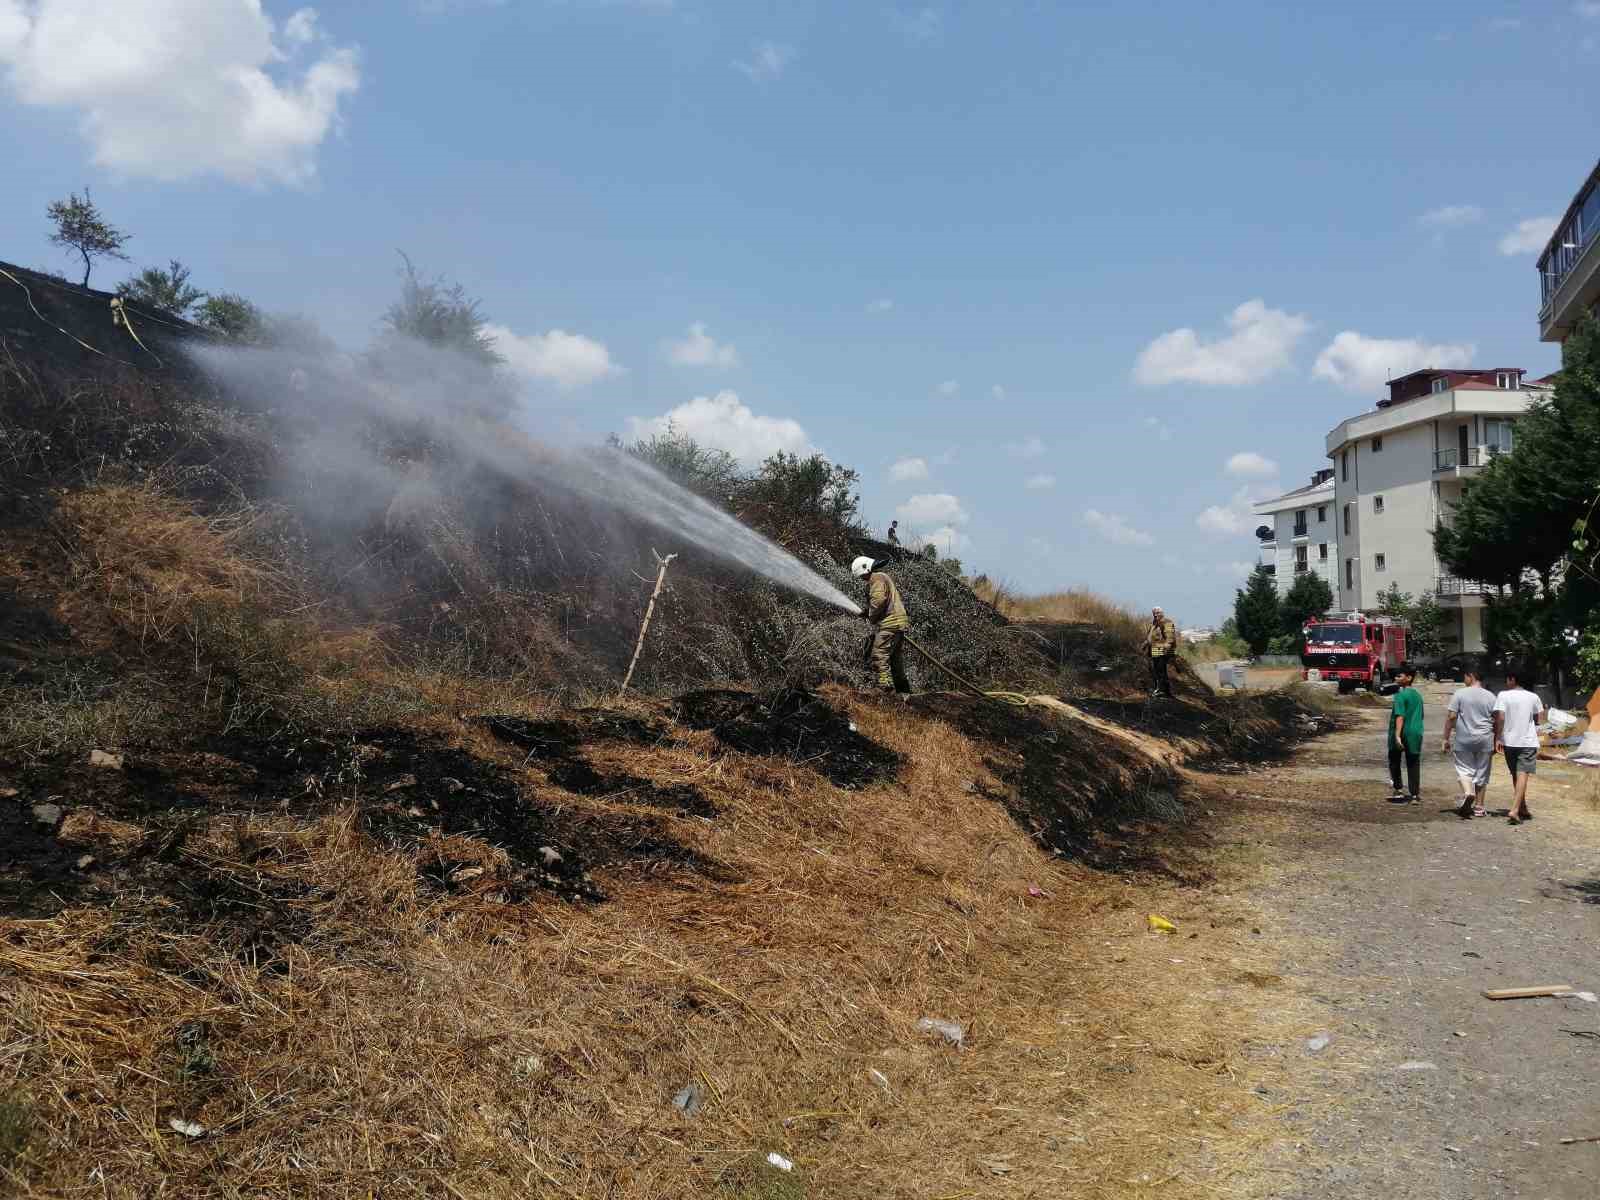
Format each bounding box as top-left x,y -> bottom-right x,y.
1147,914 -> 1178,934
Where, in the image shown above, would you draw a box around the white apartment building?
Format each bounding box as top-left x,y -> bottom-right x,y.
1251,470 -> 1338,596
1325,367 -> 1546,652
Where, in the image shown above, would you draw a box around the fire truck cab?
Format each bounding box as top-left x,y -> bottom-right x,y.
1300,611 -> 1408,693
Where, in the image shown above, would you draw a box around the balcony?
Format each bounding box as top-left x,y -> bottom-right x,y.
1435,576 -> 1496,607
1433,446 -> 1507,474
1291,524 -> 1309,540
1292,562 -> 1309,575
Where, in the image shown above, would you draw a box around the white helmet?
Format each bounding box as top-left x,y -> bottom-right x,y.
850,555 -> 876,580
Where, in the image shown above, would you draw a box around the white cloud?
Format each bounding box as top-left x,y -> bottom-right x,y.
1143,415 -> 1174,442
1133,299 -> 1310,387
1578,1 -> 1600,18
1220,561 -> 1254,578
1312,331 -> 1475,394
486,324 -> 622,389
891,6 -> 942,43
1418,204 -> 1483,228
0,0 -> 360,185
1497,216 -> 1558,256
665,321 -> 738,368
1007,434 -> 1047,458
626,390 -> 809,464
1024,473 -> 1056,490
935,378 -> 959,397
1225,451 -> 1279,480
989,384 -> 1005,400
918,525 -> 971,554
1194,484 -> 1281,537
888,456 -> 929,482
867,297 -> 894,313
1081,508 -> 1154,547
734,40 -> 789,82
896,492 -> 967,527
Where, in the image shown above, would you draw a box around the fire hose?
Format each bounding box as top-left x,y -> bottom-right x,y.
900,632 -> 1031,708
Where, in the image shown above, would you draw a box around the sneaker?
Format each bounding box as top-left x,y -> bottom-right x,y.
1408,795 -> 1421,806
1387,794 -> 1411,804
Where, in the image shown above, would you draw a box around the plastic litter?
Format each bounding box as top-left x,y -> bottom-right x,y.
867,1068 -> 890,1092
1571,991 -> 1598,1003
1397,1061 -> 1437,1071
1147,914 -> 1178,933
672,1082 -> 704,1117
1567,730 -> 1600,767
1306,1033 -> 1331,1053
1027,886 -> 1052,899
915,1017 -> 966,1046
1547,709 -> 1579,731
766,1152 -> 794,1172
168,1117 -> 207,1138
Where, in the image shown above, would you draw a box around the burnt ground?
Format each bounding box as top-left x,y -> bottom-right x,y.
0,718 -> 726,928
673,687 -> 903,790
1072,688 -> 1335,767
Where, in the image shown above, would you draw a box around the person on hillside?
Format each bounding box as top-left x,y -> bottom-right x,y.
1141,606 -> 1178,698
1386,663 -> 1424,804
851,556 -> 911,695
1443,667 -> 1496,818
886,520 -> 901,551
1494,671 -> 1545,825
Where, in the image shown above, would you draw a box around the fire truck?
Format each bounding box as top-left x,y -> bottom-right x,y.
1301,612 -> 1408,692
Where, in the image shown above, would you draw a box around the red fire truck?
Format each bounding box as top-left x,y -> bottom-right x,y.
1301,612 -> 1408,692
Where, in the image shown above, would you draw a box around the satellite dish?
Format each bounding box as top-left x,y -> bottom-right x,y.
1254,525 -> 1272,541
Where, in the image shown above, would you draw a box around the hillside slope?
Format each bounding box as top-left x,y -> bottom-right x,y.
0,259 -> 1332,1197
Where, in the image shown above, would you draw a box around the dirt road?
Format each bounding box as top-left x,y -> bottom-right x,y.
1232,683 -> 1600,1199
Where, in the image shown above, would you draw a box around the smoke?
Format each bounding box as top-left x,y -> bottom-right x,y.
184,335 -> 859,614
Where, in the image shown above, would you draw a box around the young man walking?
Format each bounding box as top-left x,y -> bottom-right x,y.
1386,663 -> 1424,804
1443,667 -> 1496,818
1493,671 -> 1545,825
1142,606 -> 1178,699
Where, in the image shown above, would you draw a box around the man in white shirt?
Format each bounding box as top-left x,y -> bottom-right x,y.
1442,668 -> 1496,818
1492,671 -> 1545,825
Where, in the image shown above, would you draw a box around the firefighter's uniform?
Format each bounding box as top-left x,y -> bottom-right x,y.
866,570 -> 911,694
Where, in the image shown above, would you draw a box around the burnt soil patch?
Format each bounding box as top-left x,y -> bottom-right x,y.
673,688 -> 902,791
1072,690 -> 1335,765
480,714 -> 714,817
912,694 -> 1203,879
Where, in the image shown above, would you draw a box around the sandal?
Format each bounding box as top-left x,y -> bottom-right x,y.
1455,800 -> 1475,819
1472,805 -> 1486,818
1507,814 -> 1521,825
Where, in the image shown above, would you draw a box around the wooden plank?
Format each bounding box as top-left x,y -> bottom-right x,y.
1482,985 -> 1574,1000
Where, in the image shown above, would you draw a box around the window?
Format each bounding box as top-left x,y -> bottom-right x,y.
1343,503 -> 1351,535
1496,371 -> 1516,389
1317,505 -> 1327,522
1375,553 -> 1387,572
1295,546 -> 1308,573
1484,418 -> 1515,454
1341,450 -> 1349,482
1293,509 -> 1308,536
1373,495 -> 1385,514
1319,542 -> 1328,561
1431,377 -> 1448,394
1371,436 -> 1383,452
1345,558 -> 1353,590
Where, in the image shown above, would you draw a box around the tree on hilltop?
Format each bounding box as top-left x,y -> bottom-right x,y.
117,260 -> 205,318
47,188 -> 130,288
382,253 -> 502,366
194,293 -> 267,342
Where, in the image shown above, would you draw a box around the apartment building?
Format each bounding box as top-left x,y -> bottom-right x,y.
1538,157 -> 1600,344
1325,368 -> 1544,652
1251,470 -> 1337,596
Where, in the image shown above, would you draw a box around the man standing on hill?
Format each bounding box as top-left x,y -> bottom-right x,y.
1142,606 -> 1178,698
1387,663 -> 1424,804
852,556 -> 911,695
1443,667 -> 1496,818
1494,671 -> 1545,825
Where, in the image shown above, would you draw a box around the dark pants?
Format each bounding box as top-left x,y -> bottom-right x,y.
1150,653 -> 1173,696
1389,745 -> 1420,796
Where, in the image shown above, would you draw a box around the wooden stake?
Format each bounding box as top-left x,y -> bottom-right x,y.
617,549 -> 676,700
1482,985 -> 1574,1000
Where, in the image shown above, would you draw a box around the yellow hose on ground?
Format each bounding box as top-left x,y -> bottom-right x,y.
901,633 -> 1031,708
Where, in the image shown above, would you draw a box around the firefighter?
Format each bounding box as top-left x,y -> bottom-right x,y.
1142,606 -> 1178,698
851,556 -> 911,695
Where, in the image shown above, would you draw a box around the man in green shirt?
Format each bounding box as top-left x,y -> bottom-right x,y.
1386,663 -> 1424,804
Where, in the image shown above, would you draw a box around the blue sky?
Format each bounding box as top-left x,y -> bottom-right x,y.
3,0 -> 1597,623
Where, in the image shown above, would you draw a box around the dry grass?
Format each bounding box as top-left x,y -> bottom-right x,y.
971,579 -> 1147,645
0,685 -> 1330,1199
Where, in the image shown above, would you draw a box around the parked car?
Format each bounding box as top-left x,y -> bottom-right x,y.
1413,652 -> 1484,683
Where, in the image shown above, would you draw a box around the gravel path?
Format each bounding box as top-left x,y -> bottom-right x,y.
1238,684 -> 1600,1200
